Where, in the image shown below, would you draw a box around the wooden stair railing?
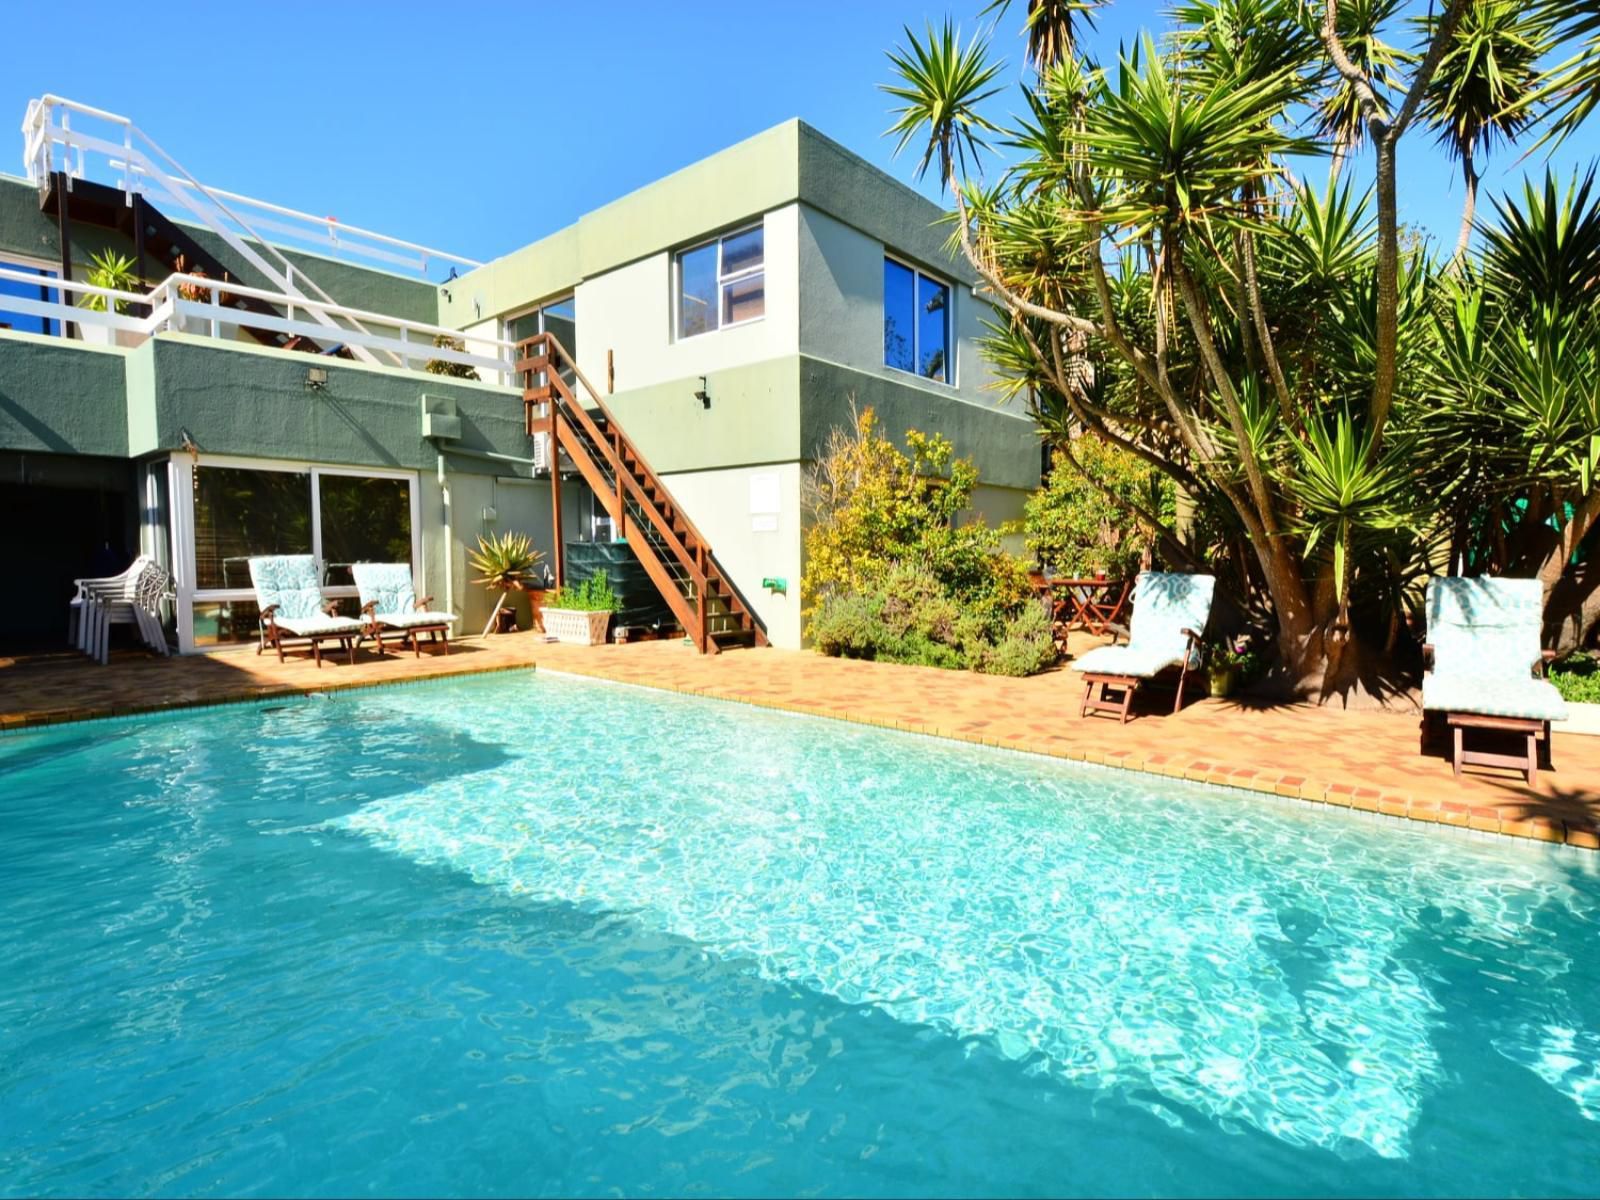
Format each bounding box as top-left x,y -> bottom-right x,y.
516,332 -> 767,654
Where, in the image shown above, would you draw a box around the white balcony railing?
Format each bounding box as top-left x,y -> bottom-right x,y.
0,264 -> 518,383
22,95 -> 481,281
21,96 -> 486,370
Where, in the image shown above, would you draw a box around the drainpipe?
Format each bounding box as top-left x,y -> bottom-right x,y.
437,450 -> 453,619
435,444 -> 541,475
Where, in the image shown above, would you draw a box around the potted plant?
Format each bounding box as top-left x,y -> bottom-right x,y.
175,255 -> 213,304
76,249 -> 142,347
1207,635 -> 1258,698
542,569 -> 621,646
468,531 -> 544,636
424,334 -> 481,380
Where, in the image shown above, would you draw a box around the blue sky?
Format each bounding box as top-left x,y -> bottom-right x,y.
4,0 -> 1596,272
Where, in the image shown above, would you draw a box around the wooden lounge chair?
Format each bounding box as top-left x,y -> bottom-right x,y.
1422,576 -> 1567,784
1072,572 -> 1216,723
352,562 -> 457,657
248,554 -> 365,667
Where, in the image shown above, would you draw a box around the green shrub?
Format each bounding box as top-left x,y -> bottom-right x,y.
810,566 -> 1056,676
809,592 -> 884,659
1023,437 -> 1174,578
1551,653 -> 1600,704
549,569 -> 620,613
977,603 -> 1059,677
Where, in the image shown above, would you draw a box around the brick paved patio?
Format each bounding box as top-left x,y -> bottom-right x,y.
3,633 -> 1596,850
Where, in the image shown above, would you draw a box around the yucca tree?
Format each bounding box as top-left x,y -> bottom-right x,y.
1524,0 -> 1600,146
980,0 -> 1101,69
875,0 -> 1600,703
1416,0 -> 1553,261
1426,171 -> 1600,649
1310,0 -> 1415,185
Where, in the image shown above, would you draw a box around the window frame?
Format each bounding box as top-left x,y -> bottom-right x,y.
674,221 -> 766,341
0,252 -> 64,337
169,453 -> 422,653
882,252 -> 956,387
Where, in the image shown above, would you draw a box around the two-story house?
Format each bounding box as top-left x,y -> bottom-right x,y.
0,97 -> 1038,654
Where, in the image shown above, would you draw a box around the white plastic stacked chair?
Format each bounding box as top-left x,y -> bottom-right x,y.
68,555 -> 173,664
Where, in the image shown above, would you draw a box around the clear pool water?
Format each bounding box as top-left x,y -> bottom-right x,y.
3,670 -> 1598,1197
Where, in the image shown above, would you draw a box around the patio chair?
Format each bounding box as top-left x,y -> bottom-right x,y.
68,554 -> 148,652
1422,576 -> 1567,785
69,555 -> 173,663
351,562 -> 456,657
1073,572 -> 1216,723
248,555 -> 365,667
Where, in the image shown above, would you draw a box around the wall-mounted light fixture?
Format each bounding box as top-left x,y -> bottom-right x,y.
306,366 -> 328,391
694,376 -> 710,409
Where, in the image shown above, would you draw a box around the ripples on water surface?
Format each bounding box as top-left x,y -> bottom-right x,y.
2,670 -> 1598,1197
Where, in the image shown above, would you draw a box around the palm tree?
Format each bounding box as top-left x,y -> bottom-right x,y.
1417,0 -> 1553,262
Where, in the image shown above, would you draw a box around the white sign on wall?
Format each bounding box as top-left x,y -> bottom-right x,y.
749,472 -> 780,533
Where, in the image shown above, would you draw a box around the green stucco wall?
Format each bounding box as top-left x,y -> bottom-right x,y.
0,329 -> 532,470
599,350 -> 1035,490
0,331 -> 128,456
795,125 -> 956,281
798,356 -> 1037,491
124,334 -> 528,467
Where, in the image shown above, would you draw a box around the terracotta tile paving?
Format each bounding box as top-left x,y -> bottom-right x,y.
3,632 -> 1597,850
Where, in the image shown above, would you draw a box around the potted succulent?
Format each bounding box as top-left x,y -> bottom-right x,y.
542,569 -> 621,646
76,249 -> 142,347
468,531 -> 544,636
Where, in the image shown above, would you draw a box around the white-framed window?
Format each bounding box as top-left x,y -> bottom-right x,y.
883,255 -> 953,384
675,223 -> 765,339
0,253 -> 63,337
168,454 -> 421,651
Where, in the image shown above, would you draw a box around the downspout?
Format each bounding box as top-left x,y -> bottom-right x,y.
436,449 -> 453,619
435,444 -> 541,474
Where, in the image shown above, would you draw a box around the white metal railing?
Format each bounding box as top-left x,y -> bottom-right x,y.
21,96 -> 480,369
106,162 -> 482,277
0,264 -> 518,382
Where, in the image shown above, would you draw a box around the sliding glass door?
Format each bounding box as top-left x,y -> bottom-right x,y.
172,456 -> 420,650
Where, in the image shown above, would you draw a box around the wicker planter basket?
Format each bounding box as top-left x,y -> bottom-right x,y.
543,607 -> 612,646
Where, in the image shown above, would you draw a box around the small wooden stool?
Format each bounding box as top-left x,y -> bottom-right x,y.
1446,712 -> 1551,785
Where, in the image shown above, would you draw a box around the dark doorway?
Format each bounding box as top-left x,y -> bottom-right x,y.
0,465 -> 138,652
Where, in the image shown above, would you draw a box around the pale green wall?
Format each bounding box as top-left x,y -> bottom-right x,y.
437,122 -> 802,329
598,356 -> 800,473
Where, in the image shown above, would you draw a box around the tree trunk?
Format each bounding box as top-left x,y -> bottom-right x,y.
1545,562 -> 1600,655
1256,554 -> 1416,708
1369,132 -> 1401,445
1452,151 -> 1477,264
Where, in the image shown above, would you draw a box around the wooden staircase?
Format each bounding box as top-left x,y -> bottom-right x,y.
39,172 -> 327,354
516,332 -> 767,655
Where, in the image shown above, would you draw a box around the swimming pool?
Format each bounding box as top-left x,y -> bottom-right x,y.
2,670 -> 1596,1196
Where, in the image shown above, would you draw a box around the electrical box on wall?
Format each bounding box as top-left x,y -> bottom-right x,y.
421,394 -> 461,440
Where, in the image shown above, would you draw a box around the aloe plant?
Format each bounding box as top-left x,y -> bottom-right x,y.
468,531 -> 544,635
76,250 -> 140,314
